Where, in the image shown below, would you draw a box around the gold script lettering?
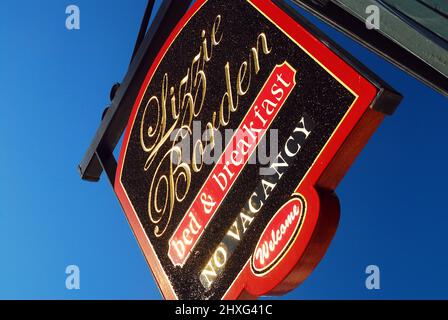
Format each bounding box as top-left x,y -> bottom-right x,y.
139,15 -> 272,237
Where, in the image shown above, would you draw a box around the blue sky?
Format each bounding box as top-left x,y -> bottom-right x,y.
0,0 -> 446,299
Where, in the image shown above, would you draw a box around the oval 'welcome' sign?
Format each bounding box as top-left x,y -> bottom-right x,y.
252,196 -> 306,275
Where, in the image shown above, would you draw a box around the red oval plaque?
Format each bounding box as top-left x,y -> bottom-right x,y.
252,196 -> 306,275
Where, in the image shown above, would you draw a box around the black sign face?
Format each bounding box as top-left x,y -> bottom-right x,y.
115,0 -> 400,300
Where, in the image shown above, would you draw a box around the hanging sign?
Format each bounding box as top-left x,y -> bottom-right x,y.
114,0 -> 401,299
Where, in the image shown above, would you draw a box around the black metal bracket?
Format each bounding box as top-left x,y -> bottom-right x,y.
78,0 -> 191,184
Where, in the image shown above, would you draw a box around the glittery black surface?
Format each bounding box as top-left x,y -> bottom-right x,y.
120,0 -> 356,299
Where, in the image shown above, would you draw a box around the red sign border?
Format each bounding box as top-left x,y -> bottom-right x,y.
115,0 -> 399,299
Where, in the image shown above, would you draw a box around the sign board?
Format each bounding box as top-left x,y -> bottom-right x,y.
114,0 -> 401,299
